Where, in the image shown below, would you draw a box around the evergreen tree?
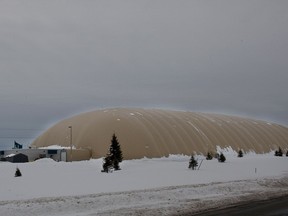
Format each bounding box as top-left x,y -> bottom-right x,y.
102,133 -> 123,172
238,149 -> 243,158
206,152 -> 213,160
274,150 -> 278,156
102,153 -> 113,173
218,153 -> 226,163
278,147 -> 283,156
188,155 -> 198,170
275,147 -> 283,157
105,133 -> 123,171
286,150 -> 288,157
15,167 -> 22,177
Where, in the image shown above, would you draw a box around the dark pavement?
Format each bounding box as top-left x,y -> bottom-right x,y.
188,195 -> 288,216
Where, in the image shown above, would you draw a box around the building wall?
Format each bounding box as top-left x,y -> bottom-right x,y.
66,149 -> 91,162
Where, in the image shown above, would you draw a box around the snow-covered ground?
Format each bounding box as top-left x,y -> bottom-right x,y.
0,151 -> 287,215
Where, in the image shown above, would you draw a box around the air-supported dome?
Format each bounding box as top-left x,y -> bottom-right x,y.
31,108 -> 288,159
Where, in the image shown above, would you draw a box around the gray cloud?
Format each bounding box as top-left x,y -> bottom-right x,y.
0,0 -> 287,147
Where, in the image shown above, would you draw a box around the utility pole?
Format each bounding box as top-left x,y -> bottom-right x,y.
68,126 -> 72,162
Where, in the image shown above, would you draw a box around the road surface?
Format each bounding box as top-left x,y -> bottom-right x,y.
191,195 -> 288,216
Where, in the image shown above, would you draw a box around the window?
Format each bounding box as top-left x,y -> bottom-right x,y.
47,150 -> 58,155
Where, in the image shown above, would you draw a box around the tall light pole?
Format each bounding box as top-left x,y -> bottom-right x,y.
68,126 -> 72,162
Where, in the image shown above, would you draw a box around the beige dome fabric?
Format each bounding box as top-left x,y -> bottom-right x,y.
31,108 -> 288,159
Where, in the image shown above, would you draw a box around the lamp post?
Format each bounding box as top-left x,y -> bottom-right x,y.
68,126 -> 72,162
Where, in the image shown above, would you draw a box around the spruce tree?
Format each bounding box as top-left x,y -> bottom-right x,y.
274,150 -> 278,156
278,147 -> 283,156
206,152 -> 213,160
238,149 -> 243,158
102,153 -> 113,173
218,153 -> 226,163
275,147 -> 283,157
286,150 -> 288,157
109,133 -> 123,170
15,167 -> 22,177
188,155 -> 198,170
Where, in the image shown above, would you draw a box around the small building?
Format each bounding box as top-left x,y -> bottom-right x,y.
0,148 -> 91,162
0,149 -> 67,162
5,153 -> 29,163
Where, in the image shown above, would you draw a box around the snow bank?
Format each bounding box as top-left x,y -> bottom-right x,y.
33,158 -> 57,163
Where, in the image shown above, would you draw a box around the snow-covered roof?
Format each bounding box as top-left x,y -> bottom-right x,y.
5,153 -> 16,158
39,145 -> 76,150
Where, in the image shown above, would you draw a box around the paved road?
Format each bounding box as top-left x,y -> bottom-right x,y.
191,196 -> 288,216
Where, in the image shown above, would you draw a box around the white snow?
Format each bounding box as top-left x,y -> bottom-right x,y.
39,145 -> 76,149
0,152 -> 287,215
5,153 -> 16,158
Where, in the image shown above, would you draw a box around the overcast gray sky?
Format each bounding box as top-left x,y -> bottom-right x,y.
0,0 -> 287,147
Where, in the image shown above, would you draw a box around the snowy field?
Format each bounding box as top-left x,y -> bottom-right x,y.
0,150 -> 287,215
